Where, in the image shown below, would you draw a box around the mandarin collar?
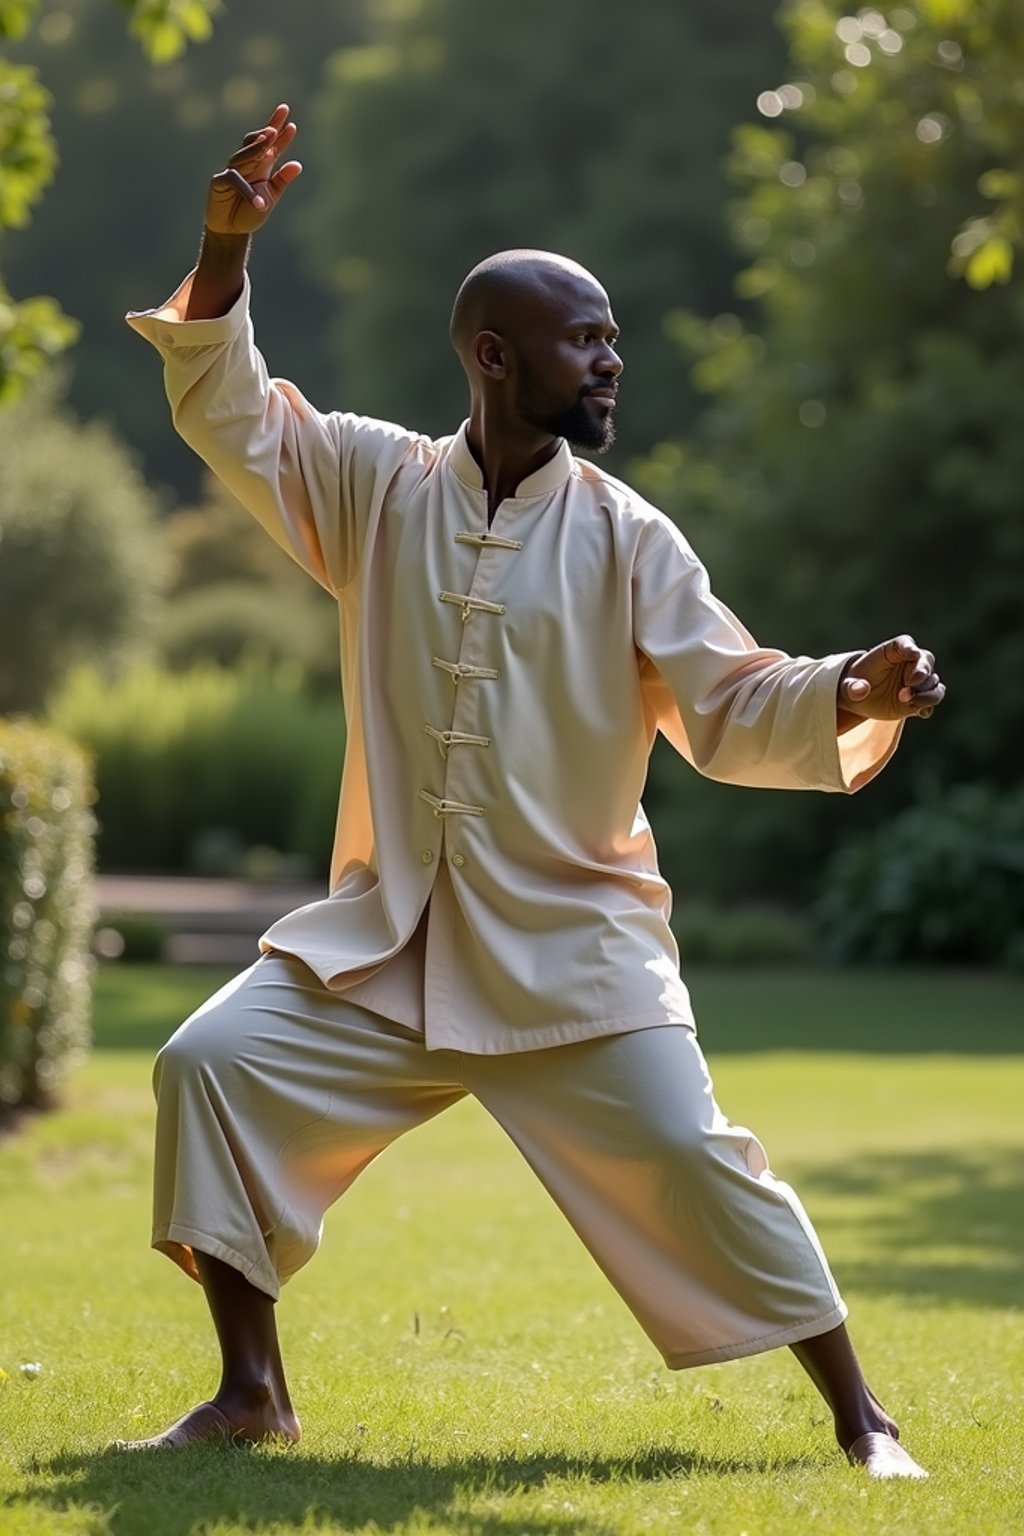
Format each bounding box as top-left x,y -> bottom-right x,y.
448,421 -> 574,499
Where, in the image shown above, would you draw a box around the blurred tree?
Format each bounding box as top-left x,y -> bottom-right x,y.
162,473 -> 314,597
0,0 -> 220,401
158,581 -> 338,686
0,378 -> 164,712
3,0 -> 370,493
159,475 -> 339,690
302,0 -> 786,463
635,0 -> 1024,902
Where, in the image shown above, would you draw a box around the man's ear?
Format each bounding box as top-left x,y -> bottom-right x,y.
474,330 -> 507,381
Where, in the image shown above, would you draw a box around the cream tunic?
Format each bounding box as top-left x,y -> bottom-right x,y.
127,273 -> 901,1052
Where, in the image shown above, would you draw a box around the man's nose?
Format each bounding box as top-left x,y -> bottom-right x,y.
598,343 -> 623,377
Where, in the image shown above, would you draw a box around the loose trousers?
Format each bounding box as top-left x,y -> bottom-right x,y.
152,954 -> 846,1368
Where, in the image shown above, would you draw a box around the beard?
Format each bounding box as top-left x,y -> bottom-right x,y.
514,368 -> 616,453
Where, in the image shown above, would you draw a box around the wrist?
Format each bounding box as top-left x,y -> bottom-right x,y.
187,229 -> 251,321
199,227 -> 252,257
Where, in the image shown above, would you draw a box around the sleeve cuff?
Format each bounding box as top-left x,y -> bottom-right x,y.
124,269 -> 251,348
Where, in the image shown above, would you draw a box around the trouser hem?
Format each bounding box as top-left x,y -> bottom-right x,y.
152,1223 -> 281,1302
662,1301 -> 849,1370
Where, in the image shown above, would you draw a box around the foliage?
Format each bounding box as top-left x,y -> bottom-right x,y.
3,0 -> 370,490
817,783 -> 1024,965
48,663 -> 344,877
0,717 -> 95,1110
673,900 -> 814,965
159,580 -> 338,683
0,0 -> 222,403
117,0 -> 220,64
0,49 -> 79,396
635,0 -> 1024,903
159,478 -> 340,691
302,0 -> 785,464
0,380 -> 164,714
162,474 -> 311,594
94,912 -> 168,962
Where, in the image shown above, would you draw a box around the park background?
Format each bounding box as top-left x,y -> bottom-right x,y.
0,2 -> 1022,1534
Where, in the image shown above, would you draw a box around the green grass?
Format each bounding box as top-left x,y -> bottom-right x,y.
1,964 -> 1022,1536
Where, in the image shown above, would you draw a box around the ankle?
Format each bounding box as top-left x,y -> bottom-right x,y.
216,1373 -> 278,1411
835,1410 -> 890,1452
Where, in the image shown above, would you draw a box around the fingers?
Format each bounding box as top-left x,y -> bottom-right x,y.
897,659 -> 940,705
878,633 -> 941,710
211,167 -> 256,204
269,161 -> 303,195
847,635 -> 946,722
228,120 -> 297,171
841,676 -> 871,703
216,111 -> 298,215
882,633 -> 920,666
907,674 -> 945,717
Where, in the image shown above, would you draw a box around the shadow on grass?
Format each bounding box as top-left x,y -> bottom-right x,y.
8,1445 -> 820,1536
797,1146 -> 1024,1309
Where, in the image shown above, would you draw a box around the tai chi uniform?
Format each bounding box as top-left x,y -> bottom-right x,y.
126,271 -> 901,1366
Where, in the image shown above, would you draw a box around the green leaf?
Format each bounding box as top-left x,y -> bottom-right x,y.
0,0 -> 38,41
976,168 -> 1019,201
919,0 -> 978,23
964,234 -> 1013,289
978,169 -> 1019,202
124,0 -> 220,62
0,61 -> 57,227
0,287 -> 79,405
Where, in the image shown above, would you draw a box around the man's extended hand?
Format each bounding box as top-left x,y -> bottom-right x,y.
186,105 -> 302,320
837,635 -> 945,724
205,102 -> 302,237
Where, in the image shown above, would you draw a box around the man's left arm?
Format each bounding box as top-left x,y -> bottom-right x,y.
632,522 -> 946,794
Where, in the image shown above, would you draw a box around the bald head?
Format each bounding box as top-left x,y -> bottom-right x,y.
450,249 -> 607,360
449,247 -> 622,454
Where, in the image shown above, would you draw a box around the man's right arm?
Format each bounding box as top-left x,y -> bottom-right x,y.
126,104 -> 428,594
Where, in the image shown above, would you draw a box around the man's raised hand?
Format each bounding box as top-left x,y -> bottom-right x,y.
838,635 -> 946,723
205,103 -> 302,237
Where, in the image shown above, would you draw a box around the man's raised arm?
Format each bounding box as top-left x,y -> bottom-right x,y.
126,104 -> 427,595
186,102 -> 302,320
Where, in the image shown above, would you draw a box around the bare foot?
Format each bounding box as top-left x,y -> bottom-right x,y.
112,1391 -> 301,1450
847,1431 -> 929,1480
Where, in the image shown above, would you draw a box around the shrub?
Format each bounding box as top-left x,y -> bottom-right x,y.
0,718 -> 96,1110
816,784 -> 1024,966
48,663 -> 343,878
672,900 -> 813,965
159,580 -> 337,684
0,379 -> 164,714
94,914 -> 167,964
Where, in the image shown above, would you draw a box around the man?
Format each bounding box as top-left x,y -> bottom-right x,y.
124,104 -> 944,1477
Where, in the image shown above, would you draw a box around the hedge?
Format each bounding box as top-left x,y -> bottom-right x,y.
0,718 -> 96,1110
48,663 -> 344,877
816,783 -> 1024,967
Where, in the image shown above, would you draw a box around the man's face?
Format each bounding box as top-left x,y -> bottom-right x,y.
511,276 -> 623,452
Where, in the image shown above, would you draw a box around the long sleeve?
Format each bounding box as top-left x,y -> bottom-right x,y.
126,270 -> 428,593
632,518 -> 901,793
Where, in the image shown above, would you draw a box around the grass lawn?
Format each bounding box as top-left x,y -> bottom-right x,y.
1,963 -> 1022,1536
